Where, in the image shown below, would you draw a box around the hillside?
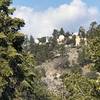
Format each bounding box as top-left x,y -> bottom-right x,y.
36,47 -> 79,97
0,0 -> 100,99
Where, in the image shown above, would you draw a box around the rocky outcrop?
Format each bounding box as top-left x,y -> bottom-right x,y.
36,47 -> 79,97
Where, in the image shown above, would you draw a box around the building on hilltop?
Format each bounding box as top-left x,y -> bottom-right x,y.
57,35 -> 65,45
75,35 -> 81,46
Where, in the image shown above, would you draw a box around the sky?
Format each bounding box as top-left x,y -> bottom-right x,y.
13,0 -> 100,38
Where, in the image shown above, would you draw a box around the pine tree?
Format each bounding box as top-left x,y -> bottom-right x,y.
0,0 -> 51,99
29,35 -> 35,54
0,0 -> 25,99
59,28 -> 65,35
79,26 -> 86,38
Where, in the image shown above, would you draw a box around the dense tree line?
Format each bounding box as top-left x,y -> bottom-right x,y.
23,28 -> 77,65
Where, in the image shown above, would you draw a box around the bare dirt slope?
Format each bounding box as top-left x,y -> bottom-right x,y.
36,48 -> 79,97
67,48 -> 79,66
37,57 -> 66,95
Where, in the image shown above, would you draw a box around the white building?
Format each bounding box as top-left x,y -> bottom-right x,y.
35,39 -> 39,44
84,38 -> 87,45
57,35 -> 65,44
75,35 -> 81,46
69,36 -> 72,39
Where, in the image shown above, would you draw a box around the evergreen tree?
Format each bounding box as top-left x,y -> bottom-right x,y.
38,37 -> 46,44
64,31 -> 70,38
59,28 -> 65,35
52,29 -> 59,50
86,22 -> 100,72
23,35 -> 30,52
79,26 -> 86,38
29,35 -> 35,54
0,0 -> 25,99
52,29 -> 59,39
0,0 -> 51,99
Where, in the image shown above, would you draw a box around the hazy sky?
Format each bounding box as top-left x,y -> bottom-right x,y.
13,0 -> 100,38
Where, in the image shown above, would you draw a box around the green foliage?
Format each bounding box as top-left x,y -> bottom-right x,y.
38,37 -> 46,43
62,73 -> 100,100
59,28 -> 65,35
23,35 -> 55,65
57,44 -> 66,57
86,22 -> 100,72
12,53 -> 52,100
70,64 -> 82,74
0,0 -> 53,100
79,26 -> 86,38
0,0 -> 26,99
78,46 -> 90,67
